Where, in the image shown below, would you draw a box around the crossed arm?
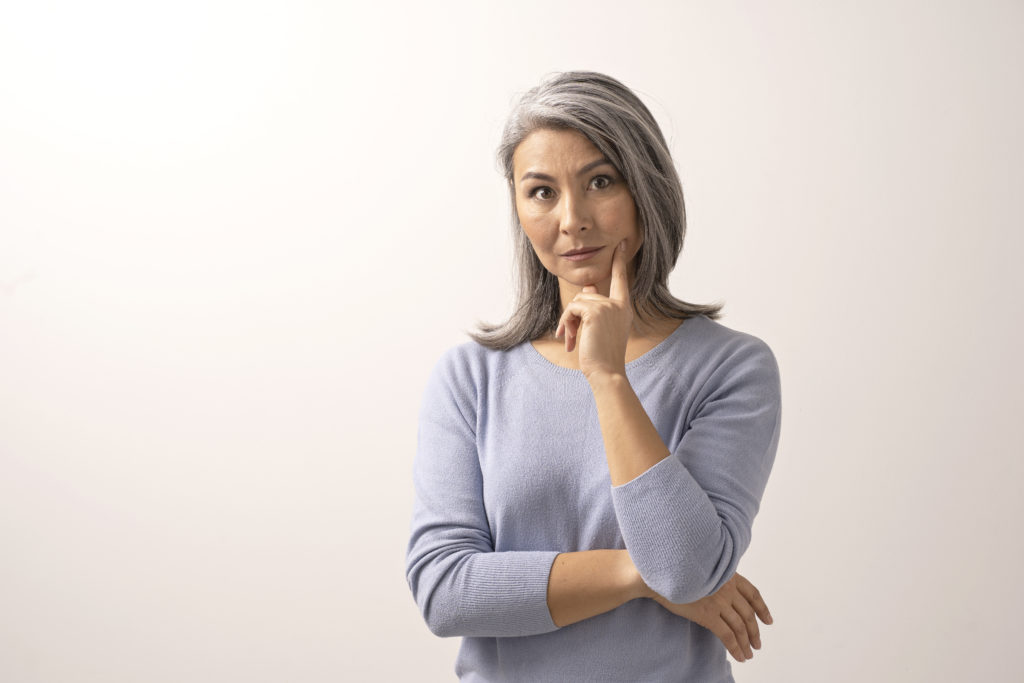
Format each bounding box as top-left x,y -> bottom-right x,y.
545,370 -> 773,662
546,549 -> 771,662
407,352 -> 780,663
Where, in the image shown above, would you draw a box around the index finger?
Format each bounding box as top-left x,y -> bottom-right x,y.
608,239 -> 629,302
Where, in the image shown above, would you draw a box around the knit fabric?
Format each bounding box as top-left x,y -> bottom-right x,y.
406,314 -> 782,682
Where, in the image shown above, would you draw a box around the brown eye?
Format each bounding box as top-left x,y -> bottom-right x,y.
530,186 -> 554,200
589,175 -> 613,190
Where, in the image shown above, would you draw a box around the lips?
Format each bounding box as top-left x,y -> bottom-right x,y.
561,246 -> 603,257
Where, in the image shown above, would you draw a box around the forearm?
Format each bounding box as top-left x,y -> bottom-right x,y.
587,371 -> 670,486
545,549 -> 652,627
588,371 -> 740,603
590,349 -> 782,604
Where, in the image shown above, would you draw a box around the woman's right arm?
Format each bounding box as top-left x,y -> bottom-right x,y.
405,348 -> 562,638
546,550 -> 773,663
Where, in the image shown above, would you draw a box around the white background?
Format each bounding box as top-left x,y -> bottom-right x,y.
2,1 -> 1021,681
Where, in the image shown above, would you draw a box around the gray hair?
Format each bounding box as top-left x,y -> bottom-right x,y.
469,71 -> 724,350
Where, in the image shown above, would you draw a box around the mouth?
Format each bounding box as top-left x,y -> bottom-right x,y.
557,244 -> 602,258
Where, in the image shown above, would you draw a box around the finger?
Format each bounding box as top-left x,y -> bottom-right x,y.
556,315 -> 570,340
565,317 -> 580,352
570,293 -> 609,302
555,304 -> 581,341
608,239 -> 629,303
558,300 -> 590,352
751,590 -> 772,626
735,575 -> 773,625
709,616 -> 745,663
558,305 -> 582,353
720,609 -> 753,661
581,285 -> 598,294
732,595 -> 761,650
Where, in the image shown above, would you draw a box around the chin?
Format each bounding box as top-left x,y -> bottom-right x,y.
560,269 -> 611,286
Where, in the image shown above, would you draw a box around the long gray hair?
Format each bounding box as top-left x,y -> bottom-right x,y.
469,71 -> 724,350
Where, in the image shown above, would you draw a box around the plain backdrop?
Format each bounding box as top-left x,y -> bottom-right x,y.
1,1 -> 1022,681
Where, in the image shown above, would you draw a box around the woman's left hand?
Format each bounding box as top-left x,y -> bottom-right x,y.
556,240 -> 634,380
651,573 -> 773,663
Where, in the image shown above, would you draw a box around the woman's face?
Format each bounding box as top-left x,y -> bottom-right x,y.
512,128 -> 642,298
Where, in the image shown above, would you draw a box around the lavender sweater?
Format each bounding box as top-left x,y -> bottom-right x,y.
406,315 -> 782,682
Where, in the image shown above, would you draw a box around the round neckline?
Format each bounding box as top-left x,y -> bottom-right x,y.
521,315 -> 700,377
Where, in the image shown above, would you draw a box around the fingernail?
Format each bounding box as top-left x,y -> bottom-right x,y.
619,240 -> 626,251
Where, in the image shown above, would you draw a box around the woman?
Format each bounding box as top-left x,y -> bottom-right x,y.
406,71 -> 782,682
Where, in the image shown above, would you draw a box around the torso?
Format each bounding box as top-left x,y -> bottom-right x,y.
529,316 -> 687,371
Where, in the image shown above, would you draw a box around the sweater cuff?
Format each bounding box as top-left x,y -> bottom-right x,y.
462,550 -> 562,635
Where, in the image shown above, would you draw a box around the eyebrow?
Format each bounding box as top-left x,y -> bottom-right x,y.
519,157 -> 613,183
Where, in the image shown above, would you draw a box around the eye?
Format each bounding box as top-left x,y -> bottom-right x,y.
529,186 -> 555,200
589,174 -> 613,190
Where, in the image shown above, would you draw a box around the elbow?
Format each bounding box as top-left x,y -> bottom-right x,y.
407,544 -> 483,638
426,617 -> 460,639
652,568 -> 731,605
408,577 -> 462,638
658,581 -> 710,606
421,600 -> 461,638
408,566 -> 466,638
652,563 -> 721,604
643,529 -> 742,604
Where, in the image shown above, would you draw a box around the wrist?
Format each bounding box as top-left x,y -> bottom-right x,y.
617,550 -> 654,600
586,368 -> 629,392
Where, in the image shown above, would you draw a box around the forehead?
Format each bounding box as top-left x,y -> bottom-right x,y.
512,128 -> 603,176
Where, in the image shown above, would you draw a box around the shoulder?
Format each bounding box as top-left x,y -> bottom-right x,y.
420,340 -> 525,433
679,315 -> 777,367
423,339 -> 522,404
676,315 -> 781,401
429,339 -> 517,383
679,315 -> 775,356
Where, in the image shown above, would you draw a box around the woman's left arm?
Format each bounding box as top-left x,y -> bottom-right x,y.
558,241 -> 782,606
590,345 -> 781,605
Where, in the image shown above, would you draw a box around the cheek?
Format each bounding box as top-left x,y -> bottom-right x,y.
519,223 -> 553,265
626,205 -> 642,243
519,216 -> 554,250
519,220 -> 541,247
606,194 -> 639,233
610,206 -> 641,243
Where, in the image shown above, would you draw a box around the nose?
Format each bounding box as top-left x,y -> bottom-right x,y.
558,190 -> 589,234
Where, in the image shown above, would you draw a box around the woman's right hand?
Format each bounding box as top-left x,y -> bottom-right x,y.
650,573 -> 773,663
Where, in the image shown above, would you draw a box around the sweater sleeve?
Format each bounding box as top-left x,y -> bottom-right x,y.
405,347 -> 562,638
610,337 -> 782,605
